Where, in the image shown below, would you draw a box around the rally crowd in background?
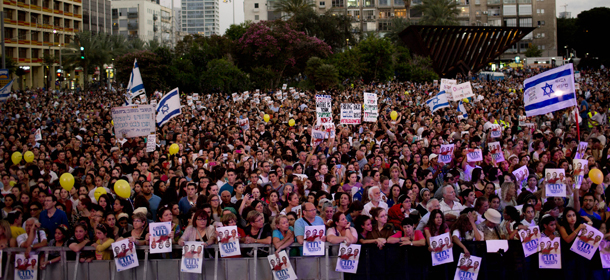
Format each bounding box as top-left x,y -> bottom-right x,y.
0,64 -> 609,273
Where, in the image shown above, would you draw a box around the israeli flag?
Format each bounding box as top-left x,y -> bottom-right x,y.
523,63 -> 577,117
156,88 -> 181,127
0,79 -> 15,102
127,59 -> 146,101
458,100 -> 468,119
426,90 -> 450,113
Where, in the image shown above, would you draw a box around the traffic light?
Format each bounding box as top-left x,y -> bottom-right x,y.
80,46 -> 85,60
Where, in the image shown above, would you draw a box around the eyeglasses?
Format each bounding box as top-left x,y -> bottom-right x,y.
303,208 -> 316,212
255,218 -> 264,223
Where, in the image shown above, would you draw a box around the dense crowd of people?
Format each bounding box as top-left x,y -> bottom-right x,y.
0,64 -> 609,274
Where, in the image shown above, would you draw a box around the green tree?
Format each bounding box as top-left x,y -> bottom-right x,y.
416,0 -> 459,25
272,0 -> 315,18
201,58 -> 250,93
384,17 -> 411,45
41,53 -> 55,89
356,36 -> 395,82
524,45 -> 543,57
114,50 -> 167,93
326,48 -> 364,80
314,64 -> 339,89
557,17 -> 577,58
224,21 -> 252,41
291,10 -> 355,52
575,7 -> 610,66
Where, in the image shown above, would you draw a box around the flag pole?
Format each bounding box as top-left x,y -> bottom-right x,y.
575,106 -> 580,142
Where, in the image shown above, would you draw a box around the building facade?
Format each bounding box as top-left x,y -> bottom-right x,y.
82,0 -> 112,33
111,1 -> 173,43
181,0 -> 219,35
2,0 -> 83,89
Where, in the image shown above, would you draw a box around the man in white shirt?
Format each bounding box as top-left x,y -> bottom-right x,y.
362,186 -> 388,217
439,185 -> 464,226
416,199 -> 441,231
17,218 -> 48,257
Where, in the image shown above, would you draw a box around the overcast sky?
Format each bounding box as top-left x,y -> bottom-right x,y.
559,0 -> 609,17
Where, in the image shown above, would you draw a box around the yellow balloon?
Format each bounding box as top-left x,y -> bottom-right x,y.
390,111 -> 398,121
94,187 -> 107,202
11,152 -> 22,165
9,181 -> 15,187
169,144 -> 179,155
59,173 -> 75,191
263,114 -> 270,123
23,151 -> 34,163
289,119 -> 295,127
589,168 -> 604,185
111,120 -> 114,126
462,98 -> 469,103
114,179 -> 131,199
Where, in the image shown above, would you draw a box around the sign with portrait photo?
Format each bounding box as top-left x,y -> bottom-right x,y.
149,222 -> 173,254
216,226 -> 241,257
599,240 -> 610,268
180,241 -> 204,273
466,149 -> 483,163
14,254 -> 37,280
512,165 -> 529,189
112,239 -> 139,272
518,226 -> 540,257
439,144 -> 455,164
575,142 -> 588,159
545,169 -> 567,197
453,253 -> 481,280
488,142 -> 505,163
570,224 -> 603,260
335,244 -> 361,274
303,225 -> 325,256
573,159 -> 588,189
489,124 -> 502,138
539,237 -> 561,269
430,233 -> 454,266
268,251 -> 297,280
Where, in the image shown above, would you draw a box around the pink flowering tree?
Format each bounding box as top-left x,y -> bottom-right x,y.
236,20 -> 333,89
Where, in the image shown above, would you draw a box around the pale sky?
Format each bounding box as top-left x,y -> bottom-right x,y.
160,0 -> 245,35
558,0 -> 609,17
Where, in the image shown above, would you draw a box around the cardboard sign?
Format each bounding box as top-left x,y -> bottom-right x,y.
439,144 -> 454,164
14,254 -> 37,280
363,92 -> 378,122
268,251 -> 297,280
146,134 -> 156,152
488,142 -> 505,163
111,105 -> 156,138
216,226 -> 241,257
451,82 -> 475,100
315,95 -> 333,126
440,79 -> 457,101
575,142 -> 588,159
181,241 -> 204,273
238,118 -> 250,131
518,226 -> 540,257
335,244 -> 361,274
573,159 -> 588,190
545,169 -> 567,197
570,224 -> 603,260
466,149 -> 483,162
340,103 -> 362,124
149,222 -> 173,254
430,233 -> 454,266
311,127 -> 326,147
303,225 -> 325,256
112,239 -> 139,272
512,165 -> 529,189
453,253 -> 481,280
539,237 -> 561,269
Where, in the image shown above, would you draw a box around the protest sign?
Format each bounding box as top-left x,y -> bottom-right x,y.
575,142 -> 588,159
363,92 -> 378,122
573,159 -> 588,189
112,239 -> 139,272
181,241 -> 204,273
282,84 -> 287,90
439,144 -> 454,164
14,254 -> 37,280
311,127 -> 326,147
336,244 -> 361,274
268,251 -> 297,280
600,240 -> 610,268
512,165 -> 529,188
238,118 -> 250,131
216,226 -> 241,257
466,149 -> 483,162
441,79 -> 457,101
451,82 -> 475,100
146,134 -> 156,152
545,169 -> 567,197
315,95 -> 333,126
454,253 -> 481,280
340,103 -> 362,124
490,124 -> 502,138
570,224 -> 603,260
488,142 -> 505,163
518,226 -> 540,257
431,232 -> 453,266
539,237 -> 561,269
303,225 -> 325,256
111,105 -> 156,138
149,222 -> 173,254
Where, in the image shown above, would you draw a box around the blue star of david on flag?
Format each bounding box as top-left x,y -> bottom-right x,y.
161,104 -> 169,114
541,83 -> 554,97
426,90 -> 450,114
523,63 -> 577,117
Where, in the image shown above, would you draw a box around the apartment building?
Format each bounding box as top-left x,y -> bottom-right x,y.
181,0 -> 219,36
111,1 -> 173,43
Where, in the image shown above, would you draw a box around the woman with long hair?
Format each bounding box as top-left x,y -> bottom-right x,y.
326,212 -> 358,245
386,185 -> 402,208
424,209 -> 449,252
450,212 -> 483,257
469,168 -> 487,195
208,194 -> 223,224
367,207 -> 401,249
499,182 -> 517,212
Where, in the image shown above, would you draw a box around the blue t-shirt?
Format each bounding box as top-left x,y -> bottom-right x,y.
294,216 -> 325,255
178,196 -> 195,215
148,195 -> 162,221
579,208 -> 601,221
39,209 -> 69,236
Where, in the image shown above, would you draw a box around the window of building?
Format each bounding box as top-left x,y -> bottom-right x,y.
332,0 -> 343,7
320,1 -> 325,5
255,15 -> 259,20
378,0 -> 388,6
539,45 -> 545,49
119,19 -> 127,27
504,18 -> 516,27
518,0 -> 531,3
254,3 -> 259,8
458,6 -> 469,16
394,0 -> 404,5
119,8 -> 127,16
347,0 -> 358,7
503,5 -> 516,16
537,8 -> 544,14
378,21 -> 390,31
519,5 -> 531,15
519,18 -> 532,27
537,20 -> 545,25
475,0 -> 480,4
503,0 -> 515,3
489,19 -> 501,26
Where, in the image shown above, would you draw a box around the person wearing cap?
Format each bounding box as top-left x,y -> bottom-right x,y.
476,208 -> 502,240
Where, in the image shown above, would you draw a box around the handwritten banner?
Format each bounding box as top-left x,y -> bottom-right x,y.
363,92 -> 378,122
441,79 -> 457,101
216,226 -> 241,257
146,134 -> 156,153
545,168 -> 567,197
519,226 -> 540,257
149,222 -> 172,254
488,142 -> 505,163
112,239 -> 139,272
111,105 -> 156,138
439,144 -> 454,164
539,237 -> 561,269
336,244 -> 361,274
451,82 -> 475,100
570,224 -> 603,260
431,233 -> 454,266
181,241 -> 204,273
453,253 -> 481,280
315,95 -> 333,126
340,103 -> 362,124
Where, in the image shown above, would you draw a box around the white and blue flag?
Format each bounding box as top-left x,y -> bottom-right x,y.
0,79 -> 15,102
426,90 -> 450,113
127,59 -> 146,102
523,63 -> 577,117
458,100 -> 468,119
156,88 -> 181,127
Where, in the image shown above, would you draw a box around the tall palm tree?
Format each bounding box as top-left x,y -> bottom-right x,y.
416,0 -> 459,25
272,0 -> 315,18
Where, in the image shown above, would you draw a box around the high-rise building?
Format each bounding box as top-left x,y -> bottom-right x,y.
2,0 -> 83,89
82,0 -> 112,33
558,11 -> 570,18
181,0 -> 219,35
111,1 -> 173,43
